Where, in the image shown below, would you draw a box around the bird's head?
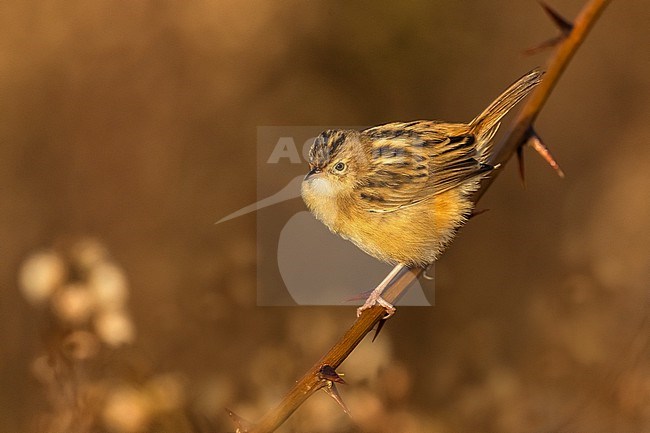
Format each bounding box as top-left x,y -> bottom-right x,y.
301,129 -> 367,203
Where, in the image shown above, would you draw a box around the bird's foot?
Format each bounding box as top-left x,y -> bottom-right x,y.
357,289 -> 395,319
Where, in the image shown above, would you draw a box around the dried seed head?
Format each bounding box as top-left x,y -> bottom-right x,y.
19,251 -> 66,305
89,262 -> 129,310
94,310 -> 136,347
52,283 -> 95,324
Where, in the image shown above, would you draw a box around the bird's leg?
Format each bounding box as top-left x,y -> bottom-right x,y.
356,264 -> 406,318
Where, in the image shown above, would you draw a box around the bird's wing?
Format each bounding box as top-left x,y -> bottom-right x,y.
357,121 -> 491,213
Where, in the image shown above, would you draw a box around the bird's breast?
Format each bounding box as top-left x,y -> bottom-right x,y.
301,179 -> 345,232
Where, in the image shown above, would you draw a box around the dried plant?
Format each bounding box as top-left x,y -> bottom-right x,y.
20,238 -> 192,433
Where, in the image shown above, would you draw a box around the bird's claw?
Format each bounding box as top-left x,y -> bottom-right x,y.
357,291 -> 395,319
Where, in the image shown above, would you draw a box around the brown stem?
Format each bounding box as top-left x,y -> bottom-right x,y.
246,1 -> 610,431
476,0 -> 610,199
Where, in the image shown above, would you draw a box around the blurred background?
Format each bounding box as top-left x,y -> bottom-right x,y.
1,1 -> 649,432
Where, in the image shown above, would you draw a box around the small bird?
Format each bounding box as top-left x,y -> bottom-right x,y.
301,69 -> 543,315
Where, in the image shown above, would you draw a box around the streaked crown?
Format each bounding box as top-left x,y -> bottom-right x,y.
308,130 -> 349,169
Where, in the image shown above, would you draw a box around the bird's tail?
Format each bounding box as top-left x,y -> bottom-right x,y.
469,69 -> 544,153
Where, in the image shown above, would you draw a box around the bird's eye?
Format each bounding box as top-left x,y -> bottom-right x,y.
333,162 -> 346,172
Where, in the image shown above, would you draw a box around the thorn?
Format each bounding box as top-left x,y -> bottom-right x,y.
346,289 -> 372,302
517,145 -> 526,188
322,382 -> 351,417
528,128 -> 565,178
422,263 -> 435,280
524,2 -> 573,55
318,365 -> 346,384
318,365 -> 351,416
372,318 -> 388,342
524,36 -> 565,55
540,1 -> 573,33
225,408 -> 254,433
469,208 -> 490,220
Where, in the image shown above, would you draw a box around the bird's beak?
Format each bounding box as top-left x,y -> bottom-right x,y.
304,166 -> 322,180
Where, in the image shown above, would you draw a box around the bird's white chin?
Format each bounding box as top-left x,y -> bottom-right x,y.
303,177 -> 336,198
301,177 -> 342,230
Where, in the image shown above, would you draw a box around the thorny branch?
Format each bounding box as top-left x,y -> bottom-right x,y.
240,1 -> 611,432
